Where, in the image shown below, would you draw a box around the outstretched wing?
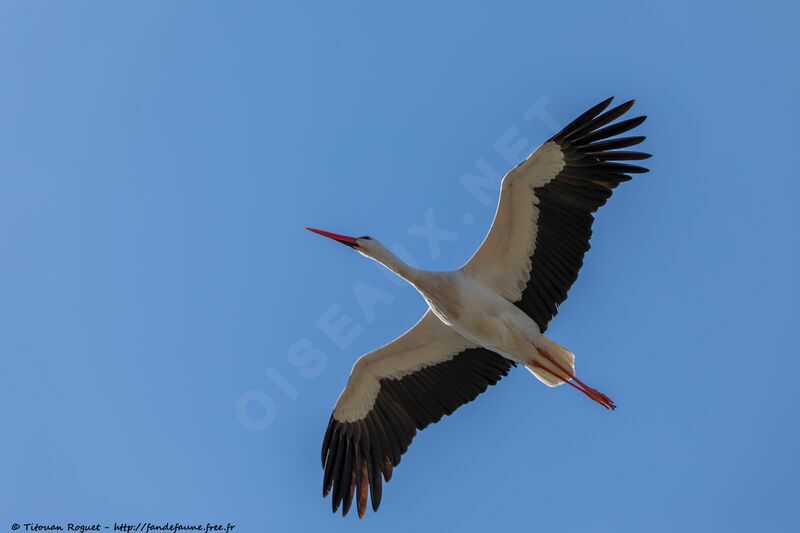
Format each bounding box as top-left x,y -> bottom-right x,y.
321,310 -> 516,517
462,97 -> 650,331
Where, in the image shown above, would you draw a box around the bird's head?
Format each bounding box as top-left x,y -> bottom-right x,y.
305,227 -> 388,262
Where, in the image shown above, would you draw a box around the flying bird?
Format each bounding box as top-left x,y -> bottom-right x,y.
308,97 -> 650,518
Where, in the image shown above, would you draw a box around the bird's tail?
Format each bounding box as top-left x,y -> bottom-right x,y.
523,335 -> 575,387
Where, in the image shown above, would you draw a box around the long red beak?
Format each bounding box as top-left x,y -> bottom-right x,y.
305,227 -> 359,249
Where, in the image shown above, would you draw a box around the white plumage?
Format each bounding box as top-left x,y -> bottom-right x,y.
308,97 -> 650,518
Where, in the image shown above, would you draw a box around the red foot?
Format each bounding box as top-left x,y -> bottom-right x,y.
532,346 -> 616,410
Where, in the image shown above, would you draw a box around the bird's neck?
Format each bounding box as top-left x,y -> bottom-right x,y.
373,250 -> 422,286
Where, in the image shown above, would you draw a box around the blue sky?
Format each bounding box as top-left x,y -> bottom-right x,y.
2,1 -> 798,531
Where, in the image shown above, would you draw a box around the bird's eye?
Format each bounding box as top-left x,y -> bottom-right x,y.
358,236 -> 372,240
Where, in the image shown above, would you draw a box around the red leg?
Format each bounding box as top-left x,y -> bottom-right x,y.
532,346 -> 616,410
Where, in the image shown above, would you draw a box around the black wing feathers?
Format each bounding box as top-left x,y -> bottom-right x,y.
514,98 -> 650,332
321,348 -> 515,517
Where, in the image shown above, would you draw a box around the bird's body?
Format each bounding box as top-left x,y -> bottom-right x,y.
415,268 -> 544,367
307,97 -> 651,518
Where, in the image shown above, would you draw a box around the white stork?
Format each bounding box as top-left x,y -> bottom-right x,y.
308,97 -> 650,518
